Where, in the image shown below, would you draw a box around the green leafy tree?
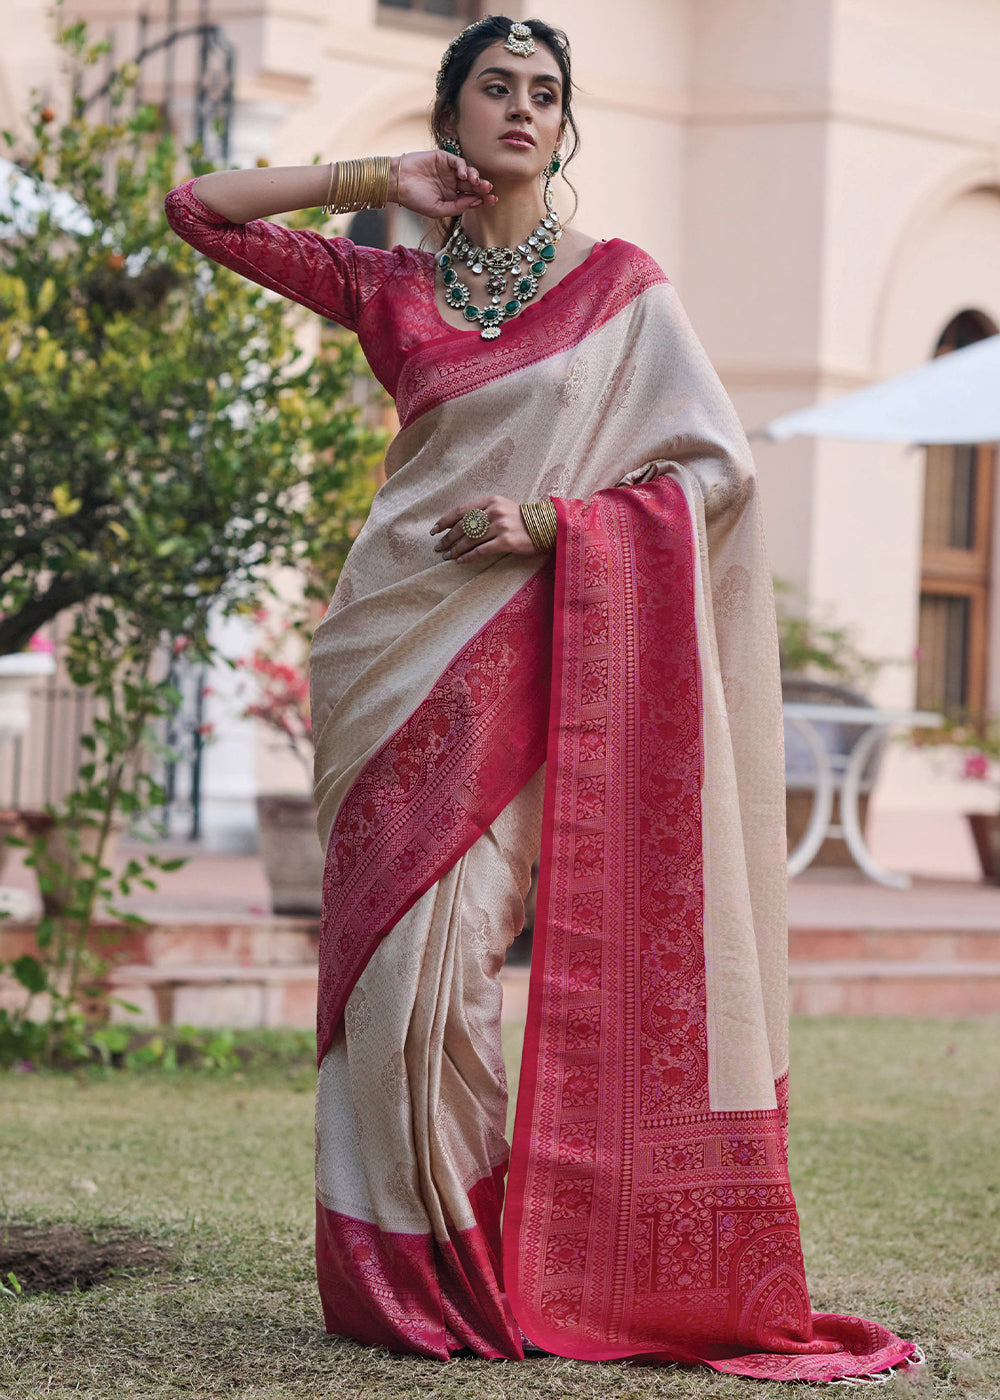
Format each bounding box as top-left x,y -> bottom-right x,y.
0,25 -> 383,658
0,22 -> 387,1064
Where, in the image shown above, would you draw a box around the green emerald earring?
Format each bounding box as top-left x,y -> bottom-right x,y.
543,150 -> 562,213
441,137 -> 462,157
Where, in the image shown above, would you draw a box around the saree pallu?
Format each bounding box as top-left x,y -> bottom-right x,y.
162,185 -> 915,1380
308,272 -> 916,1379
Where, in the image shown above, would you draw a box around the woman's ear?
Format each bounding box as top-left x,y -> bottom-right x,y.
437,103 -> 458,146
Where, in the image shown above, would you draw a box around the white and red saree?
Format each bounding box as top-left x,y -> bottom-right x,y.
167,180 -> 918,1380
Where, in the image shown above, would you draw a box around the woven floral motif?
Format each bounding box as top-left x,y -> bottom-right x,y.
560,1061 -> 600,1108
502,479 -> 917,1379
316,566 -> 553,1062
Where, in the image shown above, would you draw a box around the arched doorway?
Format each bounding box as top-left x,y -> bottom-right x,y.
916,309 -> 997,712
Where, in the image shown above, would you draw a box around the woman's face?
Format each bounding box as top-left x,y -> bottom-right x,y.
447,39 -> 566,183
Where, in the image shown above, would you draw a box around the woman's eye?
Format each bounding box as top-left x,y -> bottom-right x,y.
484,82 -> 557,105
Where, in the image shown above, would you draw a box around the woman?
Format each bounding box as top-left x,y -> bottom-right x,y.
166,14 -> 918,1381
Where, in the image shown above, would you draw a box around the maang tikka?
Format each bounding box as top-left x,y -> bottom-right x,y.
504,22 -> 536,59
436,20 -> 538,94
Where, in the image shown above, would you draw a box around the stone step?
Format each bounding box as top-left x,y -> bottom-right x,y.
8,910 -> 1000,1029
788,960 -> 1000,1016
9,952 -> 999,1030
789,926 -> 1000,962
1,917 -> 320,969
108,962 -> 319,1031
8,915 -> 1000,975
107,962 -> 536,1031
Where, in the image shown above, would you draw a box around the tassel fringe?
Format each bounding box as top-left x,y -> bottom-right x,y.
832,1346 -> 926,1388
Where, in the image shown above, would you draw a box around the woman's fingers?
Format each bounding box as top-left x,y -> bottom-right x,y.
449,156 -> 490,191
434,524 -> 488,557
431,497 -> 532,559
431,499 -> 492,534
447,532 -> 494,561
396,150 -> 496,218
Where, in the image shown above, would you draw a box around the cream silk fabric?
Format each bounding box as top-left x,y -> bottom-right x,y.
164,185 -> 913,1376
311,278 -> 788,1239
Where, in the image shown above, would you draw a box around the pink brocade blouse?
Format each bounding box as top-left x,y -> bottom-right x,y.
163,179 -> 641,431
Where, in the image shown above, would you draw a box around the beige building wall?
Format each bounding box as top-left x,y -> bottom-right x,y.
3,0 -> 999,863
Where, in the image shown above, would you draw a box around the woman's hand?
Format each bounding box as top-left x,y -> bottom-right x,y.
431,496 -> 541,561
393,151 -> 498,219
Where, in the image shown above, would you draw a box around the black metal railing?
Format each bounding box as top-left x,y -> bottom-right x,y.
79,1 -> 236,165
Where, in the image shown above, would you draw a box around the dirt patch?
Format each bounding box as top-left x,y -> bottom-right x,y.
0,1223 -> 170,1295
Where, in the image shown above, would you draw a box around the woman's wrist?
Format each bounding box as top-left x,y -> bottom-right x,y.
322,156 -> 392,216
520,498 -> 557,553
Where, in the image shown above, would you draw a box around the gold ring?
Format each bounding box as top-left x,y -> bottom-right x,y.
460,508 -> 490,541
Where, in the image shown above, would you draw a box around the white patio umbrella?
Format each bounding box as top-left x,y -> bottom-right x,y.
759,333 -> 1000,444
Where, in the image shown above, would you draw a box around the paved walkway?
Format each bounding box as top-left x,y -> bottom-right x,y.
3,839 -> 998,924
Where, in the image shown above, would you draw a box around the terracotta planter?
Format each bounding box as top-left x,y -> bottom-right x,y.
967,813 -> 1000,884
19,812 -> 122,917
255,794 -> 324,916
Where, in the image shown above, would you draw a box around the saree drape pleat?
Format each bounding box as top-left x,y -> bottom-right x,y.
164,182 -> 917,1380
316,768 -> 546,1358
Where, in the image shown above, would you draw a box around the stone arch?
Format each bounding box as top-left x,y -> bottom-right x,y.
873,162 -> 1000,375
302,83 -> 435,169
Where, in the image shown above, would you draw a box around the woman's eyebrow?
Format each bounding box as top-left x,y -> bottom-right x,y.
475,65 -> 561,86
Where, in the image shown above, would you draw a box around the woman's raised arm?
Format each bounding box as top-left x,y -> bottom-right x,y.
163,153 -> 497,334
191,153 -> 497,226
192,163 -> 344,225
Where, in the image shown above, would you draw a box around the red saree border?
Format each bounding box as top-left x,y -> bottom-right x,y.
502,480 -> 918,1381
316,564 -> 554,1065
316,1163 -> 522,1360
394,242 -> 668,431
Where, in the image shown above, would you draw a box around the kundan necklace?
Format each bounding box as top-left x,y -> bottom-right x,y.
438,209 -> 563,340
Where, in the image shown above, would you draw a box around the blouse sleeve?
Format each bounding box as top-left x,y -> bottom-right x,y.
163,178 -> 397,332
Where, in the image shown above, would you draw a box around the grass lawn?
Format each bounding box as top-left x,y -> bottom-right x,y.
0,1018 -> 997,1399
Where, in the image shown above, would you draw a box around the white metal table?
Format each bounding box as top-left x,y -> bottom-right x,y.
782,702 -> 943,890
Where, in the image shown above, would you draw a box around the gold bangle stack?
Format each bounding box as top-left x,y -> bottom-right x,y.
520,498 -> 558,553
322,156 -> 392,216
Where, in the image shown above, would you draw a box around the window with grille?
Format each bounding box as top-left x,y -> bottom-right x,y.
916,311 -> 996,712
378,0 -> 484,25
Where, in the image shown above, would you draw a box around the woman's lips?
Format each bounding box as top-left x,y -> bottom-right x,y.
500,135 -> 534,148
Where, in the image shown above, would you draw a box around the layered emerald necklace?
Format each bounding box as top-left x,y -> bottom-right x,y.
438,210 -> 563,341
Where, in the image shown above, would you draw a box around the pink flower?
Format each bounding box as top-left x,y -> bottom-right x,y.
172,636 -> 189,656
27,634 -> 55,655
963,751 -> 989,781
196,721 -> 215,738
